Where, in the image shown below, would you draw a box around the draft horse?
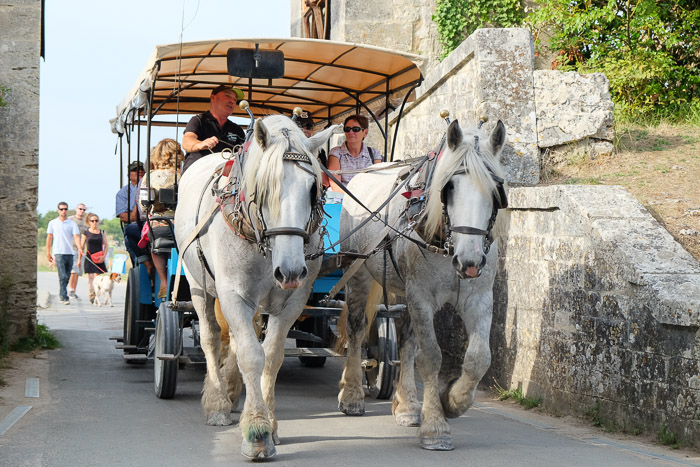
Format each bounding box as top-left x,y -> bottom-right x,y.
174,115 -> 338,459
338,119 -> 508,450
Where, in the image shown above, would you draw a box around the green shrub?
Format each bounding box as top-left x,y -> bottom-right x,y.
11,325 -> 61,353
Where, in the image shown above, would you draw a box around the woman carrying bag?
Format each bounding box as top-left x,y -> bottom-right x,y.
81,213 -> 108,304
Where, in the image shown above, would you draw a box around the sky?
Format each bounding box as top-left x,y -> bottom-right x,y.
38,0 -> 291,219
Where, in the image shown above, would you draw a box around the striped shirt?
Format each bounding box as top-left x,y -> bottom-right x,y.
328,142 -> 383,185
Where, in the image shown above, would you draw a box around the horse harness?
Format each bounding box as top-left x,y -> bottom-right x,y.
177,133 -> 325,285
396,131 -> 508,258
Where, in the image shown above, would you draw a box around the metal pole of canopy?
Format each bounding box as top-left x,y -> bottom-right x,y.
390,82 -> 420,163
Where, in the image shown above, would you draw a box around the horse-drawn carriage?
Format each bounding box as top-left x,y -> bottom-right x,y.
110,37 -> 509,459
110,38 -> 424,398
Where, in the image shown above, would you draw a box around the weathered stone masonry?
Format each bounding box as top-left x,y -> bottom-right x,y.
0,0 -> 41,343
487,186 -> 700,441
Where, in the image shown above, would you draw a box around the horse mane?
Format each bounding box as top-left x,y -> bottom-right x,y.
241,115 -> 323,220
422,125 -> 506,239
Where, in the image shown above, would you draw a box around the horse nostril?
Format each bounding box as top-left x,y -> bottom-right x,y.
274,267 -> 285,283
452,255 -> 462,271
299,266 -> 308,281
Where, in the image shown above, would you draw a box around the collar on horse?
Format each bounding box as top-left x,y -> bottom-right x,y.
215,130 -> 325,257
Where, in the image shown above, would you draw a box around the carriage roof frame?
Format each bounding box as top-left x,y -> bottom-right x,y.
111,37 -> 425,164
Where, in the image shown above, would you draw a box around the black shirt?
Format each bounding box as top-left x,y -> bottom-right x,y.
182,111 -> 245,173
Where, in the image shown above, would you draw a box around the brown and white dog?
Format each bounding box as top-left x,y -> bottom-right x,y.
93,273 -> 121,307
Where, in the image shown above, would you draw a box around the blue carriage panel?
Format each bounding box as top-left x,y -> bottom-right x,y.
313,201 -> 343,294
138,263 -> 153,305
323,202 -> 342,253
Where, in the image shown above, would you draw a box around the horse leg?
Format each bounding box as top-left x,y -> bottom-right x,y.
440,293 -> 493,419
194,291 -> 233,426
392,313 -> 422,427
222,333 -> 243,412
408,293 -> 453,451
220,296 -> 276,459
338,275 -> 372,416
261,310 -> 302,445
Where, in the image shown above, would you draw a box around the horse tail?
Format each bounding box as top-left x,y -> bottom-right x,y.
363,281 -> 384,340
334,302 -> 348,355
333,280 -> 387,355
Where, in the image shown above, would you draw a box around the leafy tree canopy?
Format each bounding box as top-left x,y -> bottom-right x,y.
529,0 -> 698,115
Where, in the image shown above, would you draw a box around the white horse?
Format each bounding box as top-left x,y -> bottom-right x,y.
337,119 -> 507,450
174,115 -> 338,459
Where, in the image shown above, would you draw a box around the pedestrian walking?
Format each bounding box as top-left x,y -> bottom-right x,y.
46,202 -> 82,304
68,202 -> 88,298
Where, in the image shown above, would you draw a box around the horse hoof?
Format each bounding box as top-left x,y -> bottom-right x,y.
395,413 -> 421,427
339,401 -> 365,416
420,435 -> 454,451
241,433 -> 277,459
272,431 -> 280,445
206,411 -> 233,426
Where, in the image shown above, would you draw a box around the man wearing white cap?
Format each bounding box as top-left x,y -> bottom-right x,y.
181,84 -> 246,173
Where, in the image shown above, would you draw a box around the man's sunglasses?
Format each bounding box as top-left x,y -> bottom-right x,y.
77,208 -> 86,211
58,208 -> 67,211
343,126 -> 364,133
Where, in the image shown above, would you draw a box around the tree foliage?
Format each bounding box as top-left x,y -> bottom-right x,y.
528,0 -> 699,115
433,0 -> 524,59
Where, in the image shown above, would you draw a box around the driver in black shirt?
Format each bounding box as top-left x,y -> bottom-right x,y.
181,84 -> 246,173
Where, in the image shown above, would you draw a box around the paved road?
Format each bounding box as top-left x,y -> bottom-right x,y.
1,272 -> 698,466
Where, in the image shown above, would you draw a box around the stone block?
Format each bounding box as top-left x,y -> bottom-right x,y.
534,71 -> 614,148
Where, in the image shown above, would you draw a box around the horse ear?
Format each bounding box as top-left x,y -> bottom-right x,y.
447,120 -> 462,151
306,124 -> 342,152
489,120 -> 506,155
254,118 -> 269,150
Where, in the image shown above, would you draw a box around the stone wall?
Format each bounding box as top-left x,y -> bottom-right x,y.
390,28 -> 540,185
488,185 -> 700,442
0,1 -> 41,343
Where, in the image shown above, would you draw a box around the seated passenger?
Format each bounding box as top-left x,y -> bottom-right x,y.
138,138 -> 184,299
327,114 -> 383,192
115,161 -> 153,276
296,110 -> 329,188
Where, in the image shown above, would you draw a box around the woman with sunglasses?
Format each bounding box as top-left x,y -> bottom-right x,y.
327,114 -> 383,192
81,213 -> 108,303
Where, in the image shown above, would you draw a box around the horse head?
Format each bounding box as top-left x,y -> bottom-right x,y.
423,119 -> 507,279
244,115 -> 339,289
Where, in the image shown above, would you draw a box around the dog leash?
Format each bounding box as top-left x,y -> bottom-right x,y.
84,253 -> 108,274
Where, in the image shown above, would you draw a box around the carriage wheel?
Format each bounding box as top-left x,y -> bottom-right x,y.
154,303 -> 178,399
365,317 -> 397,399
123,268 -> 147,363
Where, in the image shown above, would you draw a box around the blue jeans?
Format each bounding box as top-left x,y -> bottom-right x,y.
123,223 -> 149,266
55,254 -> 74,301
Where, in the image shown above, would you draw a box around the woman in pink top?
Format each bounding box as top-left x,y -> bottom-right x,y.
327,114 -> 383,192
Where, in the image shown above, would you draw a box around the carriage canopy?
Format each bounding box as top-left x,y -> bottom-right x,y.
112,38 -> 424,134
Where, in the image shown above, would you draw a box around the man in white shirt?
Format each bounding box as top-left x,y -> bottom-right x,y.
68,203 -> 87,298
46,202 -> 82,304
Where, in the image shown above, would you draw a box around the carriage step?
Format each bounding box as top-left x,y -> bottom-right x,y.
123,354 -> 147,361
157,353 -> 178,361
144,327 -> 155,332
109,336 -> 124,342
136,320 -> 153,324
285,348 -> 343,358
116,344 -> 137,350
389,359 -> 401,366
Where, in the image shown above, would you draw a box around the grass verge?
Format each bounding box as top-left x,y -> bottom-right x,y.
491,379 -> 542,409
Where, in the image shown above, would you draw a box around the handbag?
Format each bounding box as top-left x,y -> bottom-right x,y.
90,251 -> 105,264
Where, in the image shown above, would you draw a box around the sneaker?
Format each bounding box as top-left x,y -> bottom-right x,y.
68,290 -> 77,298
60,299 -> 70,305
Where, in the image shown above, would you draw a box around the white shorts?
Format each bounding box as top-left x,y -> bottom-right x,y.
70,252 -> 84,275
